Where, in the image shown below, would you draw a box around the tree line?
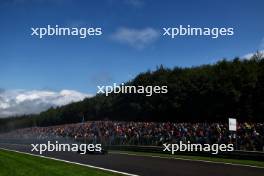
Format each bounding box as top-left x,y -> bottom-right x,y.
1,53 -> 263,132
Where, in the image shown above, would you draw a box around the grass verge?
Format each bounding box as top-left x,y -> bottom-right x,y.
0,149 -> 123,176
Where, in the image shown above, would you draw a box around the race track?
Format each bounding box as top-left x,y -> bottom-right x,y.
0,143 -> 263,176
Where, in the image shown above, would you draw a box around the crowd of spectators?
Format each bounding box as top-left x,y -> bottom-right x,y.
1,121 -> 263,151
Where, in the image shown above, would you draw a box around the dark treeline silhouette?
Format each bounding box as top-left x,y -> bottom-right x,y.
1,53 -> 264,132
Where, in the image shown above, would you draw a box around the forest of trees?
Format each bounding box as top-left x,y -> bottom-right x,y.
0,53 -> 264,132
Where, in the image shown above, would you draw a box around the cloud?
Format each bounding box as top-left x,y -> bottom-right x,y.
0,89 -> 91,118
241,50 -> 264,59
241,37 -> 264,59
111,27 -> 160,49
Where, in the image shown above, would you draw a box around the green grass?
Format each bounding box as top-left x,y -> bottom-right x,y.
0,149 -> 122,176
110,150 -> 264,168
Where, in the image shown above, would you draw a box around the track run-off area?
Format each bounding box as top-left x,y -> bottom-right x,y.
0,143 -> 263,176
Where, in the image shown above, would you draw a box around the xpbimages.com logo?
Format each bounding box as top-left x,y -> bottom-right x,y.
31,141 -> 102,154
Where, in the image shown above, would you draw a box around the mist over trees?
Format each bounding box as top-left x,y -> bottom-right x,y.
1,54 -> 264,132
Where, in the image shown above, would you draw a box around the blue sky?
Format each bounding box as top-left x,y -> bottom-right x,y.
0,0 -> 264,94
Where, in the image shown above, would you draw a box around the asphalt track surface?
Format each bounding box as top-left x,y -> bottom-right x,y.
0,143 -> 263,176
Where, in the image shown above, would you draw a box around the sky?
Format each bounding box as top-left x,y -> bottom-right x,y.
0,0 -> 264,117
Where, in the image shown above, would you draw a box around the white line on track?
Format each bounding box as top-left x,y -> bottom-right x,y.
1,143 -> 263,171
110,151 -> 264,169
0,147 -> 140,176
